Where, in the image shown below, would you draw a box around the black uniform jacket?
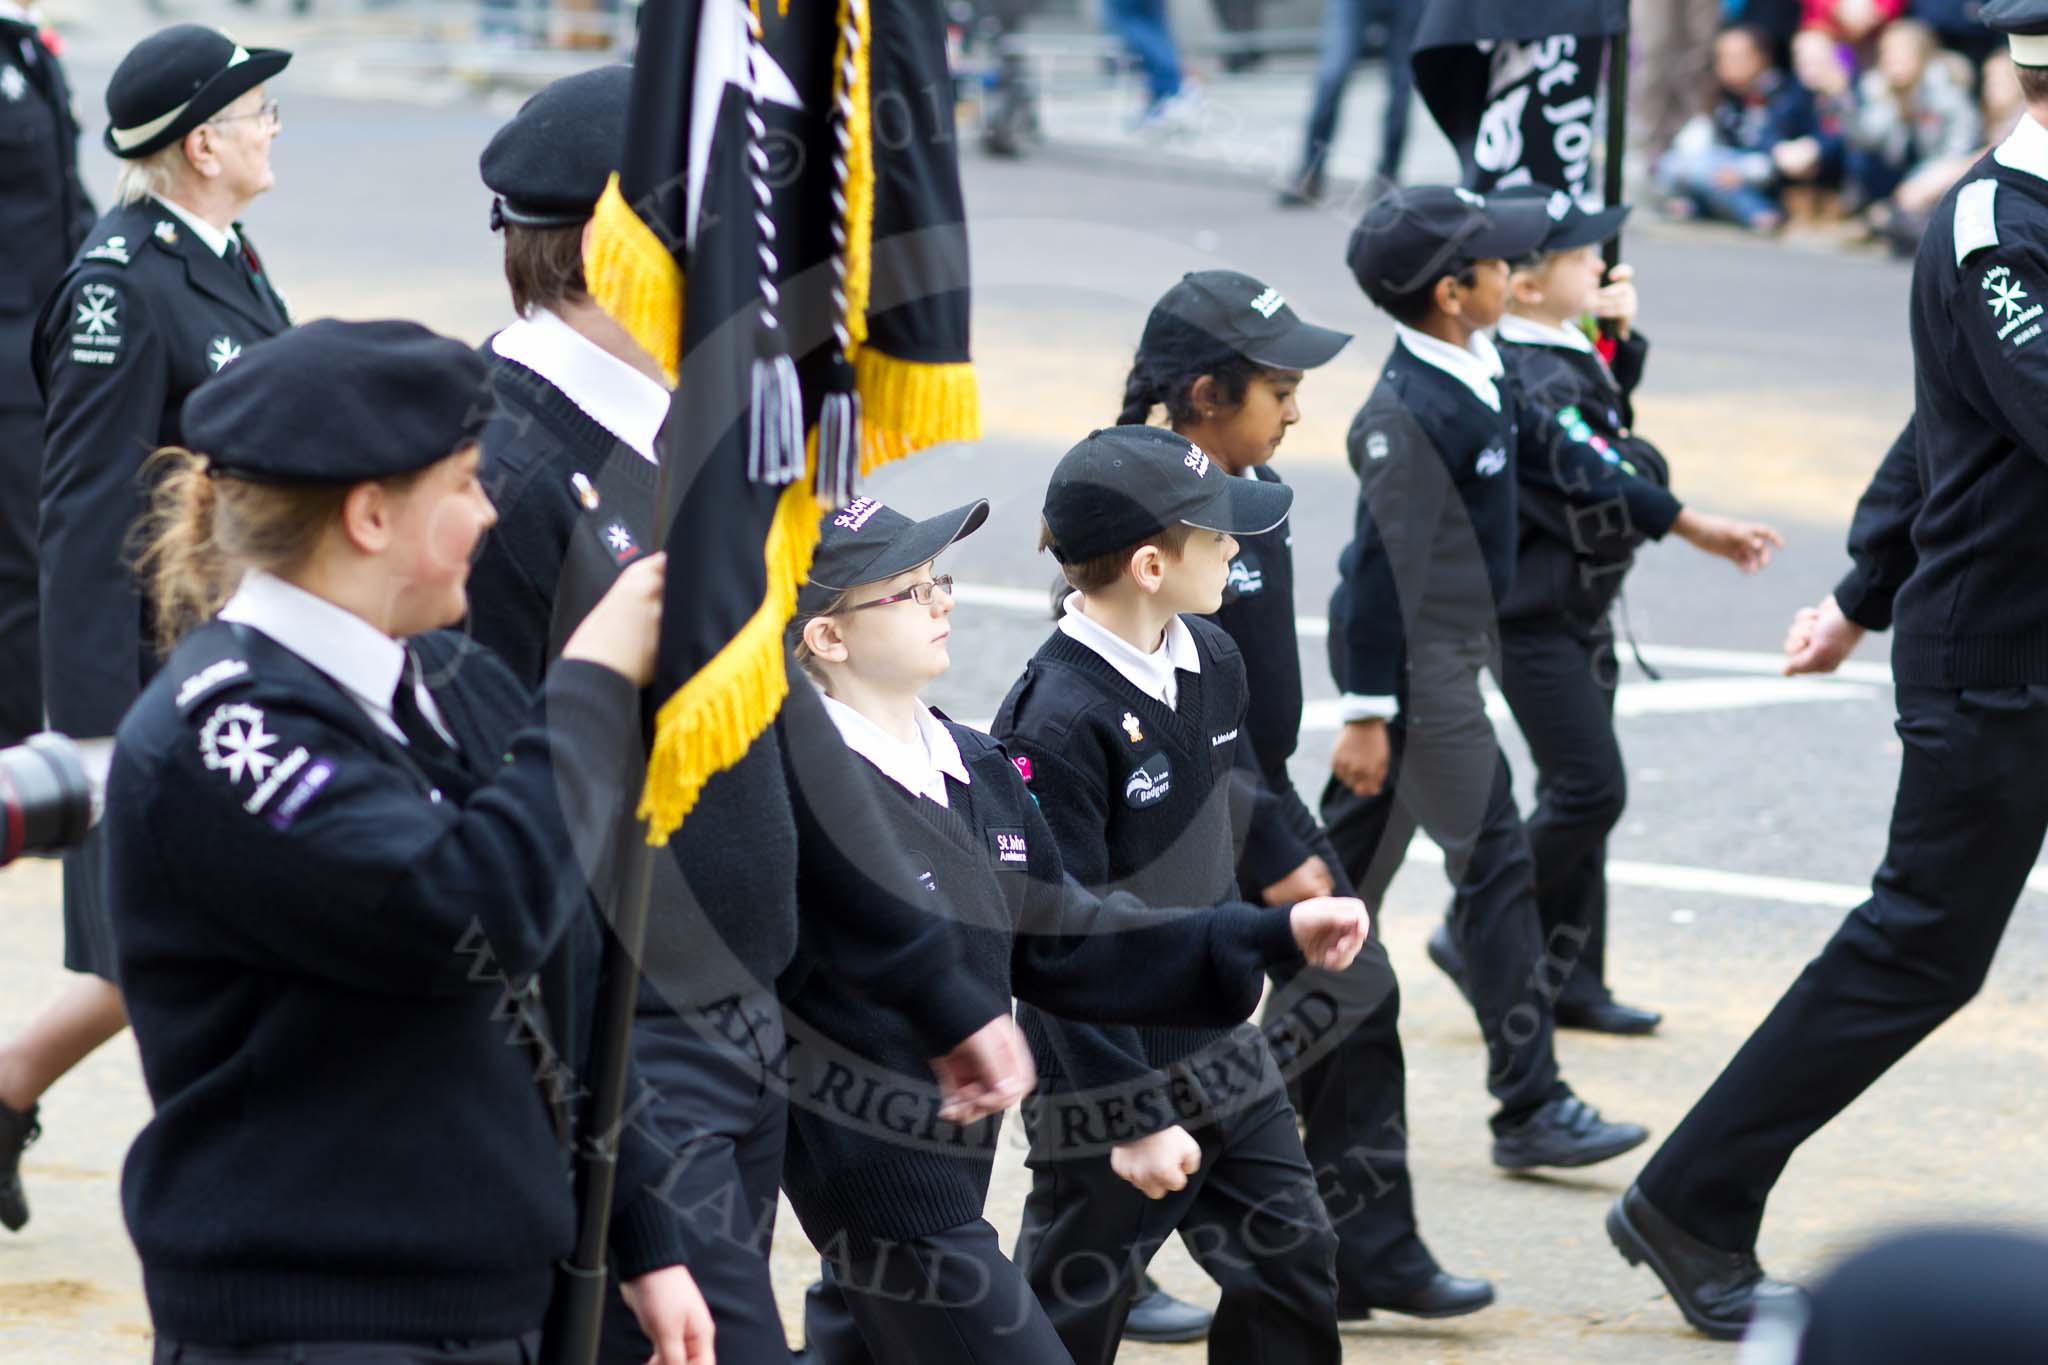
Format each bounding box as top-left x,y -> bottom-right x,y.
0,15 -> 93,412
33,198 -> 291,736
107,623 -> 688,1345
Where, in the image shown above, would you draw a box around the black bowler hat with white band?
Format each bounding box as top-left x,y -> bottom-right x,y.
1983,0 -> 2048,64
103,24 -> 291,160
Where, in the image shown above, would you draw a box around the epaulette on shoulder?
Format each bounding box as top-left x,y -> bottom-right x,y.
1955,179 -> 2000,266
80,232 -> 136,268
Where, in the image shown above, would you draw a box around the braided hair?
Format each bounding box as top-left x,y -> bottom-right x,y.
1116,308 -> 1267,427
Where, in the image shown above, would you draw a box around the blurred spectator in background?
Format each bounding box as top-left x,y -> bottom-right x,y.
1631,0 -> 1725,177
1106,0 -> 1200,135
1657,23 -> 1816,229
1845,18 -> 1980,206
1909,0 -> 1999,65
1775,28 -> 1856,223
1210,0 -> 1261,72
1278,0 -> 1419,207
1868,49 -> 2021,249
1802,0 -> 1906,61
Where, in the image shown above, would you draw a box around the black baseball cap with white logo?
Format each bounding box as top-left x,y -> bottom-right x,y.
1492,184 -> 1632,255
797,497 -> 989,615
1041,424 -> 1294,564
1140,270 -> 1353,372
1346,185 -> 1553,310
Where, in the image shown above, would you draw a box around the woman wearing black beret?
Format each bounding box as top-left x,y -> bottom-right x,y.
104,319 -> 712,1365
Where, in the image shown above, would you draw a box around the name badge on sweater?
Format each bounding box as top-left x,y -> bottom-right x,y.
990,827 -> 1029,868
1123,753 -> 1173,809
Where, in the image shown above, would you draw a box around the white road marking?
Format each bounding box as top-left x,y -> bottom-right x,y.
1398,836 -> 1872,908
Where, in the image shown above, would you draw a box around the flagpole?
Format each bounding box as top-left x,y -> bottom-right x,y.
1602,20 -> 1630,270
547,447 -> 676,1365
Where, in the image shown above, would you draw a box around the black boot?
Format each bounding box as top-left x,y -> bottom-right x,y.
1607,1183 -> 1798,1340
1122,1274 -> 1211,1343
0,1099 -> 40,1233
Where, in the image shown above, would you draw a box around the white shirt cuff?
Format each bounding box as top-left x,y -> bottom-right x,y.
1339,694 -> 1400,723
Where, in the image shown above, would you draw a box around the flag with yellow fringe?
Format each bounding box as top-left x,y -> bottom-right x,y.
586,0 -> 980,844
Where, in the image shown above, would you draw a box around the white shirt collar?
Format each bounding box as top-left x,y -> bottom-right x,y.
217,569 -> 448,745
1994,111 -> 2048,183
1057,592 -> 1201,709
819,693 -> 969,807
1393,322 -> 1504,411
490,309 -> 671,465
1496,311 -> 1595,354
151,194 -> 238,258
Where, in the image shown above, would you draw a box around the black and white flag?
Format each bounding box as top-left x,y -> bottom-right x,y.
1411,0 -> 1628,208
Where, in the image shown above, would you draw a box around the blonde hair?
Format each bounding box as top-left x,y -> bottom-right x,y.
115,145 -> 185,207
791,586 -> 857,683
135,448 -> 354,652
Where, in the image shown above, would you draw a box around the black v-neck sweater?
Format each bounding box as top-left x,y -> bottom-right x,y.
779,713 -> 1300,1253
994,617 -> 1275,1126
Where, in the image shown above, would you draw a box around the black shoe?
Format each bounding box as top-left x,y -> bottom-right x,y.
1607,1184 -> 1797,1341
1340,1270 -> 1496,1327
1276,172 -> 1323,208
1492,1096 -> 1648,1171
1426,922 -> 1471,1004
0,1099 -> 39,1233
1556,997 -> 1663,1036
1122,1275 -> 1211,1343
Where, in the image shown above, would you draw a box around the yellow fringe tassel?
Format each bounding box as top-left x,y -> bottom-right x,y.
835,0 -> 875,351
638,479 -> 825,845
854,350 -> 981,471
585,175 -> 684,384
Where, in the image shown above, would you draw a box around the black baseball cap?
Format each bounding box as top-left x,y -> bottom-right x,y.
104,25 -> 290,160
1041,424 -> 1293,564
1493,184 -> 1632,255
1346,185 -> 1553,310
1140,270 -> 1352,371
182,320 -> 490,483
481,65 -> 630,229
797,497 -> 989,615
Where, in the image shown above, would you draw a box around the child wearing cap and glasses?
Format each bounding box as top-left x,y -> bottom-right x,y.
1441,188 -> 1781,1041
1320,185 -> 1655,1176
994,424 -> 1359,1365
1117,268 -> 1497,1326
781,496 -> 1369,1364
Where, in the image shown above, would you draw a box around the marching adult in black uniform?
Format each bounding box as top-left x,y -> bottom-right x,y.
463,71 -> 1036,1365
108,318 -> 714,1364
0,3 -> 93,746
1608,0 -> 2048,1339
0,21 -> 292,1237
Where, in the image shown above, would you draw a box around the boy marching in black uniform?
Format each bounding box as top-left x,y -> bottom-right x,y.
461,71 -> 1034,1365
1446,189 -> 1781,1035
997,425 -> 1347,1365
106,319 -> 713,1364
784,497 -> 1368,1363
1118,270 -> 1496,1324
0,20 -> 292,1239
1611,0 -> 2048,1338
1319,186 -> 1652,1171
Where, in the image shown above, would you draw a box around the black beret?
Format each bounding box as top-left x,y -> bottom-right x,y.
104,24 -> 290,160
480,65 -> 632,230
181,319 -> 491,484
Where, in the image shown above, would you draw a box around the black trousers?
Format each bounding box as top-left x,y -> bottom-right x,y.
1495,619 -> 1627,1009
1320,633 -> 1567,1130
152,1335 -> 540,1364
1014,1069 -> 1339,1365
0,407 -> 41,745
1639,685 -> 2048,1253
599,993 -> 794,1365
1253,775 -> 1435,1307
802,1218 -> 1077,1364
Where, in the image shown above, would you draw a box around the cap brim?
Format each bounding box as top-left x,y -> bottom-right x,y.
1465,198 -> 1554,264
1542,204 -> 1631,253
1183,475 -> 1293,538
1244,318 -> 1354,371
